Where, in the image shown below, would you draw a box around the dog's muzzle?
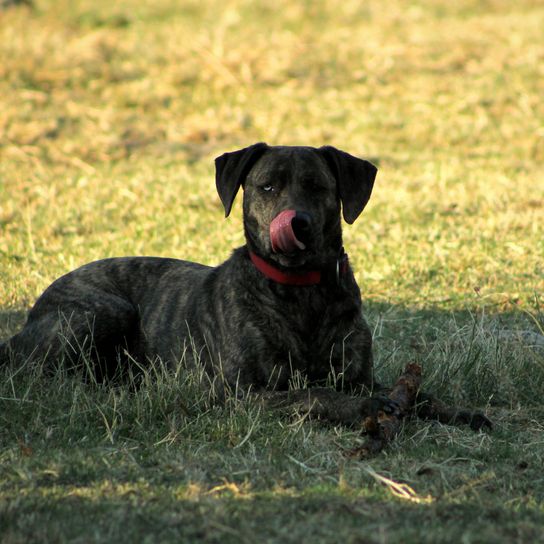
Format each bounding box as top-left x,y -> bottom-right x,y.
270,210 -> 312,254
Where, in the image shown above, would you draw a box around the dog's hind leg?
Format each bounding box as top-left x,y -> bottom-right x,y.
2,294 -> 142,382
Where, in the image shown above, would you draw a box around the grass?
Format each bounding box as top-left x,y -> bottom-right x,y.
1,0 -> 544,541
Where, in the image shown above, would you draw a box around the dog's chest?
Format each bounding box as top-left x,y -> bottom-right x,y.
200,252 -> 366,389
245,286 -> 360,383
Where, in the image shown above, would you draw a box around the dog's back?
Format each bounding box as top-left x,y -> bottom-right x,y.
0,257 -> 211,378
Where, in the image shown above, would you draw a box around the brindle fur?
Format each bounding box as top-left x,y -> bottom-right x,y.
0,144 -> 490,429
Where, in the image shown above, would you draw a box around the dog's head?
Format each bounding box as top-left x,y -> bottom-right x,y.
215,143 -> 377,268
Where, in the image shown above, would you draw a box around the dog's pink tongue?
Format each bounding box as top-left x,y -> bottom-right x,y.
270,210 -> 306,254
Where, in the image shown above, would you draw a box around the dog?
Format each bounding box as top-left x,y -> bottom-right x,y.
0,143 -> 490,429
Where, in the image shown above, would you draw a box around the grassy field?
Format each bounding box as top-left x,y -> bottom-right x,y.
1,0 -> 544,542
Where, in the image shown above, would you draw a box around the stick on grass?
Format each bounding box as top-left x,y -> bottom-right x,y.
348,363 -> 422,457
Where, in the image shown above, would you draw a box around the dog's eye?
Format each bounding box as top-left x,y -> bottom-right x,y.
262,184 -> 274,192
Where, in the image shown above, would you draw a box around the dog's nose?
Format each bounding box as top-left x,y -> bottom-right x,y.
291,211 -> 312,246
270,210 -> 312,254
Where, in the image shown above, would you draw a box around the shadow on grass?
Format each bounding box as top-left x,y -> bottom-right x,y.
1,302 -> 543,543
364,301 -> 544,407
1,482 -> 542,543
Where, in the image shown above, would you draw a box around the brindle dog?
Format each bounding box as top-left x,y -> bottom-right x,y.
0,144 -> 490,429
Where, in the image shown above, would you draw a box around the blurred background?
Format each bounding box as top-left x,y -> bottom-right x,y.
0,0 -> 543,310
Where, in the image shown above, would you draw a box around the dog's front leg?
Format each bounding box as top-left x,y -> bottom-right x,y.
415,391 -> 492,431
371,381 -> 493,432
260,388 -> 396,427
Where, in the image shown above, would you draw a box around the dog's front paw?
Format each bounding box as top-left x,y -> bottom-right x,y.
367,394 -> 401,417
416,392 -> 493,431
454,410 -> 493,431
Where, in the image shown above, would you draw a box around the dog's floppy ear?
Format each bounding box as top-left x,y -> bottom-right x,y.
318,146 -> 377,224
215,142 -> 269,217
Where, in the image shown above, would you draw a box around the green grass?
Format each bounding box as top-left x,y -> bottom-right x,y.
1,0 -> 544,541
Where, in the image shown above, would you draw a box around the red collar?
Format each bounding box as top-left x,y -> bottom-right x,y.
249,250 -> 349,286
